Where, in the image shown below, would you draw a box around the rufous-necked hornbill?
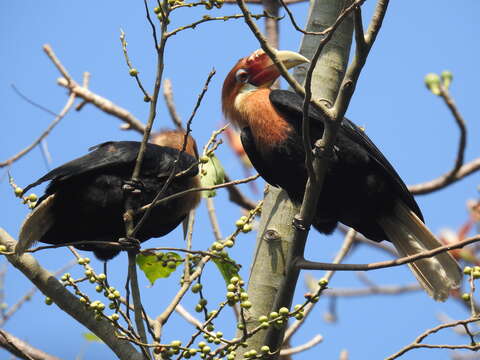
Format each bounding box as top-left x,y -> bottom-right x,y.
222,49 -> 461,301
16,130 -> 200,261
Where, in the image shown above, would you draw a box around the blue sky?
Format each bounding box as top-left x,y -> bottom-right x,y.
1,1 -> 479,359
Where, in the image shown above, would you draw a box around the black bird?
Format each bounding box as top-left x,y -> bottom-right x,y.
16,131 -> 200,261
222,49 -> 462,301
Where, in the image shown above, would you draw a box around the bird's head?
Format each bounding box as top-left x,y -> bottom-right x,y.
222,49 -> 309,125
150,129 -> 199,159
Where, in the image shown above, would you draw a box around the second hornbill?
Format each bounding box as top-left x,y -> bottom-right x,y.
222,49 -> 461,301
16,130 -> 200,261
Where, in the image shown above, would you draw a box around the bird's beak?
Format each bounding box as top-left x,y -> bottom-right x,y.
249,50 -> 310,87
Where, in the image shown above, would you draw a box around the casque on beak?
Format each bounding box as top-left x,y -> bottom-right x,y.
248,49 -> 310,87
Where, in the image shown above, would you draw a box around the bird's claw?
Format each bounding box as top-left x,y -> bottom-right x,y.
122,179 -> 145,194
118,236 -> 141,251
292,215 -> 309,231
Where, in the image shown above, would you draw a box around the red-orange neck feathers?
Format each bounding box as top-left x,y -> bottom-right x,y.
227,87 -> 291,150
222,50 -> 309,151
222,58 -> 291,150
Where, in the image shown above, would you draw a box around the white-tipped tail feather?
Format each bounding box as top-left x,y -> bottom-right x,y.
16,194 -> 56,254
379,201 -> 462,301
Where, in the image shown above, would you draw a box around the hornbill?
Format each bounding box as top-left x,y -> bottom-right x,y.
222,49 -> 462,301
16,130 -> 200,261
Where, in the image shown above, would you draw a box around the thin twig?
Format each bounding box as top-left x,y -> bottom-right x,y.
0,260 -> 76,326
75,71 -> 91,111
0,228 -> 144,360
296,235 -> 480,272
127,252 -> 150,359
409,157 -> 480,195
163,79 -> 183,129
387,317 -> 480,360
135,174 -> 259,215
154,255 -> 211,336
166,13 -> 271,38
10,84 -> 57,116
143,0 -> 160,50
323,283 -> 421,297
279,334 -> 323,356
56,78 -> 145,133
131,69 -> 216,238
42,44 -> 145,133
0,93 -> 76,168
120,30 -> 151,100
0,329 -> 61,360
206,198 -> 223,242
283,229 -> 356,343
174,303 -> 203,328
409,85 -> 470,195
224,174 -> 258,211
43,44 -> 73,83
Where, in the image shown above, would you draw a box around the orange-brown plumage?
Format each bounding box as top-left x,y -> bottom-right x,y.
151,129 -> 199,160
150,129 -> 201,216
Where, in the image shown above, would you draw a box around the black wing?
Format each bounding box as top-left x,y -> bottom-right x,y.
23,141 -> 198,194
240,128 -> 280,188
269,89 -> 423,219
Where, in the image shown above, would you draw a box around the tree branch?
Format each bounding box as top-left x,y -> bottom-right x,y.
42,45 -> 146,134
296,234 -> 480,271
408,157 -> 480,195
0,329 -> 61,360
0,228 -> 143,360
0,93 -> 76,168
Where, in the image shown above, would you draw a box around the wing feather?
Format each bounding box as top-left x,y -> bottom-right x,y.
269,89 -> 422,220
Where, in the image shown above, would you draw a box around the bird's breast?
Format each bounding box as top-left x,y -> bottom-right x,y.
234,88 -> 292,152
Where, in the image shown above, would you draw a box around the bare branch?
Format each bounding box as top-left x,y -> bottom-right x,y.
323,283 -> 421,297
409,157 -> 480,195
43,44 -> 73,83
135,174 -> 259,215
387,317 -> 480,360
174,303 -> 203,328
0,93 -> 76,168
0,329 -> 61,360
0,260 -> 76,326
163,79 -> 183,130
166,13 -> 272,38
0,228 -> 143,360
224,174 -> 258,211
296,235 -> 480,272
279,334 -> 323,356
57,77 -> 145,133
409,86 -> 472,195
206,198 -> 223,242
283,229 -> 356,343
43,44 -> 145,133
119,29 -> 151,100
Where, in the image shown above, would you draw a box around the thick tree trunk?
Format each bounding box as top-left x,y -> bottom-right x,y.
235,0 -> 353,358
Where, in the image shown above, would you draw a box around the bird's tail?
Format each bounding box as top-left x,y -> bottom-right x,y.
378,201 -> 462,301
16,194 -> 56,254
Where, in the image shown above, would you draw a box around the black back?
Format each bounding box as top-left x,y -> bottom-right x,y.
239,90 -> 423,241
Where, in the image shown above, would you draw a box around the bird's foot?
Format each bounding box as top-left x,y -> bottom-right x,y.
292,215 -> 309,232
122,179 -> 145,194
118,236 -> 141,252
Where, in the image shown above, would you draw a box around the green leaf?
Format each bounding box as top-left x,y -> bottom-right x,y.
136,252 -> 181,285
200,154 -> 225,198
212,253 -> 241,286
83,332 -> 103,343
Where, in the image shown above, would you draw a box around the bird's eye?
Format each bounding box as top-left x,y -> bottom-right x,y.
235,69 -> 250,84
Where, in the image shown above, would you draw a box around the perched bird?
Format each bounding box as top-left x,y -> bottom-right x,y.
16,130 -> 200,261
222,49 -> 462,301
